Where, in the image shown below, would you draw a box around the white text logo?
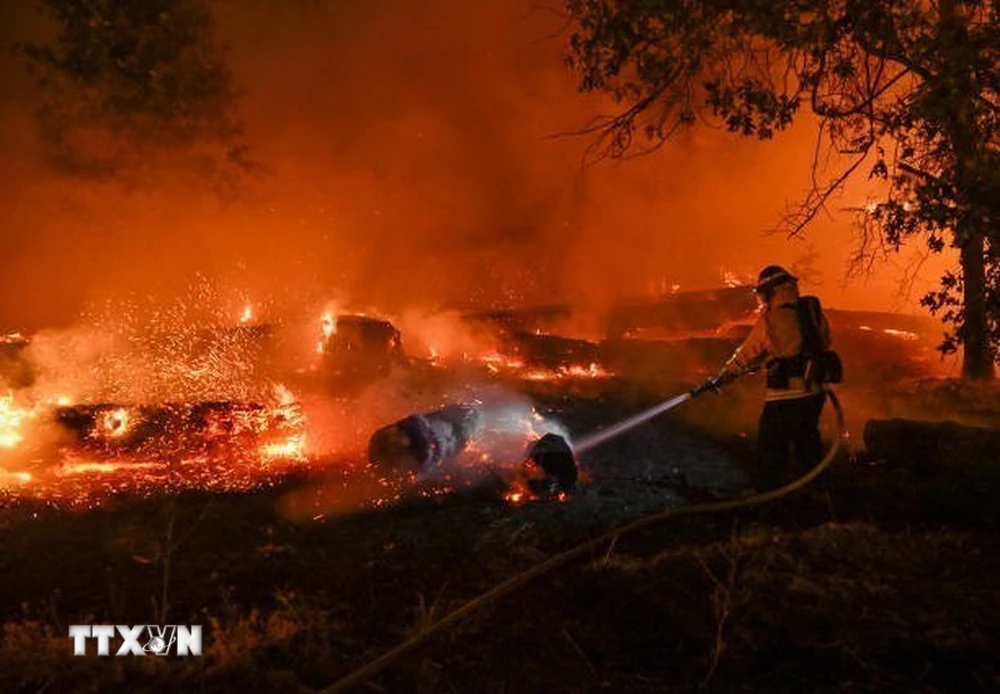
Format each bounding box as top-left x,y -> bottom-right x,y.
68,625 -> 202,656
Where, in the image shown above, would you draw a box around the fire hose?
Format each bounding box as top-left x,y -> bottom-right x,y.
318,378 -> 847,694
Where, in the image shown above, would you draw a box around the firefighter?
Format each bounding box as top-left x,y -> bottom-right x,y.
718,265 -> 832,490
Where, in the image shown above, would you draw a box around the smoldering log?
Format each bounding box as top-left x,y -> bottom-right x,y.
54,400 -> 303,459
320,315 -> 405,381
825,309 -> 937,337
863,419 -> 1000,469
601,337 -> 740,382
607,287 -> 756,338
368,405 -> 483,473
823,310 -> 942,384
501,332 -> 603,370
460,304 -> 572,335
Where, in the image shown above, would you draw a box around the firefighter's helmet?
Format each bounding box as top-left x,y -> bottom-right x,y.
754,265 -> 797,294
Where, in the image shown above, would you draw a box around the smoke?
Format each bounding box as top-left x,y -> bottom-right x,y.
393,310 -> 484,362
0,0 -> 955,337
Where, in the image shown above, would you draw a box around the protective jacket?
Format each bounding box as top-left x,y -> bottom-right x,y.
722,282 -> 831,401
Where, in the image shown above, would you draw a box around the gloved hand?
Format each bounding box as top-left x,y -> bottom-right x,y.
690,375 -> 723,397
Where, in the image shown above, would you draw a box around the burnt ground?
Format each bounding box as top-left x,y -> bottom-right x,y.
1,379 -> 999,693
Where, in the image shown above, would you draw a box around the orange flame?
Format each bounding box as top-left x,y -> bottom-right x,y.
0,392 -> 35,449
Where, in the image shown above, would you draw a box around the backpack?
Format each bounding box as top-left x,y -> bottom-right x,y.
796,295 -> 843,385
765,296 -> 843,388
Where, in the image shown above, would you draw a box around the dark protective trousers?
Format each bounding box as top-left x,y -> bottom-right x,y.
758,392 -> 826,490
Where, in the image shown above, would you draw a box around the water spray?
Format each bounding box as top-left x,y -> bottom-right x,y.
573,391 -> 693,454
324,380 -> 847,694
570,370 -> 745,455
366,372 -> 749,495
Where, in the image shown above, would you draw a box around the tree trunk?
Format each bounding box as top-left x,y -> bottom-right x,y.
961,234 -> 995,380
940,0 -> 994,380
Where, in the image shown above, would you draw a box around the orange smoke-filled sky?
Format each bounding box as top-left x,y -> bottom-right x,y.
0,0 -> 953,332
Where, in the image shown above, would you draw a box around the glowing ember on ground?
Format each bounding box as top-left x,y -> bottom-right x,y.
57,460 -> 163,476
260,434 -> 307,461
0,379 -> 312,506
858,325 -> 920,341
0,469 -> 32,485
469,352 -> 611,381
0,303 -> 595,509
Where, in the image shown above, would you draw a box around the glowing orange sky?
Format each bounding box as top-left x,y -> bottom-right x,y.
0,0 -> 955,332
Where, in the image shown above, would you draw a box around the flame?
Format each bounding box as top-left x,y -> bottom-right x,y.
883,328 -> 919,341
721,268 -> 748,287
58,460 -> 162,476
0,468 -> 32,489
260,434 -> 307,461
858,325 -> 920,341
0,392 -> 35,449
239,303 -> 253,324
96,408 -> 132,439
465,350 -> 610,381
273,383 -> 296,406
318,311 -> 337,353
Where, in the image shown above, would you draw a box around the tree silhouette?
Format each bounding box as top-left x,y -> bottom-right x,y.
565,0 -> 999,379
20,0 -> 251,191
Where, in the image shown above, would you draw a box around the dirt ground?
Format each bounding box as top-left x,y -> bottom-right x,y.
1,378 -> 999,693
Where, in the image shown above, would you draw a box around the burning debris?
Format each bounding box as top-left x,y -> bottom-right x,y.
0,299 -> 315,504
607,286 -> 757,339
499,332 -> 603,371
318,314 -> 406,385
460,304 -> 573,335
53,398 -> 305,463
0,286 -> 946,511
